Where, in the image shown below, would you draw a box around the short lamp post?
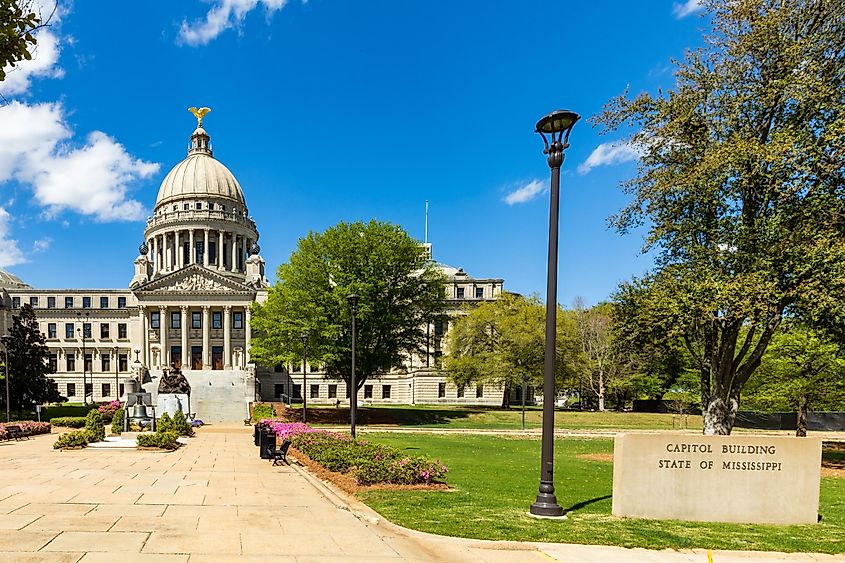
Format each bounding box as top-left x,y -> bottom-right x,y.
1,335 -> 11,422
530,109 -> 579,518
300,332 -> 309,424
347,293 -> 359,439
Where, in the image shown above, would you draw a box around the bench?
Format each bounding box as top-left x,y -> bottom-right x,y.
269,439 -> 292,466
4,425 -> 26,441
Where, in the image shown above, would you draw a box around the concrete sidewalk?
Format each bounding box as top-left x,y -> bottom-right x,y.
0,426 -> 839,562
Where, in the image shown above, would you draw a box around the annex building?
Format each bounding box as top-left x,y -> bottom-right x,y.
0,112 -> 511,421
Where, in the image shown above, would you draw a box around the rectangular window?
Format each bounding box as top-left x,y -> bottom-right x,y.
100,324 -> 109,338
212,311 -> 222,329
364,385 -> 373,399
12,297 -> 19,308
292,384 -> 301,399
84,354 -> 92,373
47,296 -> 56,308
310,364 -> 319,372
457,386 -> 465,398
310,384 -> 319,399
274,383 -> 285,399
119,383 -> 124,397
82,323 -> 91,338
290,363 -> 301,373
118,323 -> 127,339
438,382 -> 446,398
273,364 -> 284,373
100,296 -> 109,308
209,241 -> 217,264
67,355 -> 76,371
49,354 -> 57,372
67,383 -> 76,397
150,312 -> 160,329
65,323 -> 74,339
434,319 -> 444,336
65,296 -> 73,308
183,203 -> 189,211
82,296 -> 91,308
171,312 -> 181,329
85,383 -> 93,398
101,354 -> 111,372
382,385 -> 391,399
475,287 -> 484,299
119,354 -> 128,372
233,312 -> 243,329
456,287 -> 465,299
195,241 -> 204,263
476,385 -> 484,398
117,297 -> 126,308
30,296 -> 38,307
328,384 -> 338,399
196,202 -> 202,210
48,323 -> 57,339
192,312 -> 201,329
102,383 -> 110,398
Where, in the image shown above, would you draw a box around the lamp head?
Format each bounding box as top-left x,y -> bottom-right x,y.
300,332 -> 308,344
535,109 -> 580,158
347,293 -> 360,312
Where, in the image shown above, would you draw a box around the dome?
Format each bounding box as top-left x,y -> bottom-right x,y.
155,153 -> 246,209
0,268 -> 30,289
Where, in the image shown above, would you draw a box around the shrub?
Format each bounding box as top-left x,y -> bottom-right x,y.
0,421 -> 51,439
137,431 -> 179,449
171,411 -> 193,437
53,429 -> 90,449
85,409 -> 105,443
49,416 -> 86,428
157,412 -> 172,433
97,400 -> 121,422
251,403 -> 273,422
111,408 -> 124,435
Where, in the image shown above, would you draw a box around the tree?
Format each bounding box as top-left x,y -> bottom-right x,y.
0,0 -> 55,83
595,0 -> 845,434
0,304 -> 63,412
445,293 -> 581,408
743,323 -> 845,436
574,300 -> 629,412
250,220 -> 446,395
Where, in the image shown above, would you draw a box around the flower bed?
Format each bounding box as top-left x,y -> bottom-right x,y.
0,421 -> 51,439
261,420 -> 448,486
97,400 -> 121,422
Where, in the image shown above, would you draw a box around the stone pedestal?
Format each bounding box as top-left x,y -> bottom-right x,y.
157,393 -> 189,419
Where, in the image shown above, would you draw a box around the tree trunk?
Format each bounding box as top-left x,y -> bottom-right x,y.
597,369 -> 605,412
796,393 -> 808,438
702,394 -> 738,435
501,384 -> 510,409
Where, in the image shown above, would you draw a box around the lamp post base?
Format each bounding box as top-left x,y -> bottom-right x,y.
530,493 -> 565,517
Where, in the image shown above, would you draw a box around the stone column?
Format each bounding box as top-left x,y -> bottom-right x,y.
152,237 -> 159,275
139,306 -> 148,366
180,305 -> 188,370
189,229 -> 195,265
240,237 -> 246,271
159,306 -> 168,368
175,230 -> 182,269
167,233 -> 174,272
231,235 -> 238,272
223,305 -> 232,369
203,229 -> 210,268
218,230 -> 225,271
245,307 -> 252,365
202,305 -> 211,369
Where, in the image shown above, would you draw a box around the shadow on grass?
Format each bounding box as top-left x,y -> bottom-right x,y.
563,494 -> 612,513
290,406 -> 488,426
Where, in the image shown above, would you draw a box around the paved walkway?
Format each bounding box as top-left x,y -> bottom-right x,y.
0,427 -> 840,562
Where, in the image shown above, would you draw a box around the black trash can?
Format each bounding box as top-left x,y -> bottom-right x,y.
260,430 -> 276,459
254,423 -> 262,446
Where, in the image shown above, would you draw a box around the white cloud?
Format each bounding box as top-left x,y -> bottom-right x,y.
578,141 -> 643,175
503,179 -> 547,206
178,0 -> 291,46
673,0 -> 704,19
32,237 -> 51,252
0,101 -> 159,222
0,1 -> 64,96
0,207 -> 25,267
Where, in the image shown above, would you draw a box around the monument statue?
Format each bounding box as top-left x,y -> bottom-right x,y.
188,106 -> 211,127
158,363 -> 192,395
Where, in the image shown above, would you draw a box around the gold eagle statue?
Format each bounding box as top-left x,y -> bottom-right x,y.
188,106 -> 211,127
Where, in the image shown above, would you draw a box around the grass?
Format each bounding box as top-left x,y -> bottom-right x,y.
358,433 -> 845,553
292,404 -> 703,431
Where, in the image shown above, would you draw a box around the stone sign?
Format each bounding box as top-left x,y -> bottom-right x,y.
611,433 -> 821,524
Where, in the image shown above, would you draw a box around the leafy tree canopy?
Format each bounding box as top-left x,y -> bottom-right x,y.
0,0 -> 52,83
596,0 -> 845,434
250,220 -> 446,391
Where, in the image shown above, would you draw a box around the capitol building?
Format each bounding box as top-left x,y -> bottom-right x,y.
0,112 -> 510,421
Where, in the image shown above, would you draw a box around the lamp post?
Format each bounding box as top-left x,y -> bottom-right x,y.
529,109 -> 579,518
347,293 -> 359,439
1,335 -> 11,422
77,312 -> 90,405
300,332 -> 308,424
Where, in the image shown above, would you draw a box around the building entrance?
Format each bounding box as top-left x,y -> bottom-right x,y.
212,346 -> 224,370
191,346 -> 203,370
171,346 -> 182,369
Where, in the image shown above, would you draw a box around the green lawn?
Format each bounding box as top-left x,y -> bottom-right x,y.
358,433 -> 844,554
295,404 -> 703,431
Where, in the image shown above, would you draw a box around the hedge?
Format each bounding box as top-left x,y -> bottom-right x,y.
85,409 -> 105,442
49,416 -> 87,428
137,431 -> 179,449
53,429 -> 91,449
251,403 -> 274,422
262,421 -> 448,486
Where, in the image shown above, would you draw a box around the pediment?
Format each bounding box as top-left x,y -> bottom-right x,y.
134,265 -> 254,295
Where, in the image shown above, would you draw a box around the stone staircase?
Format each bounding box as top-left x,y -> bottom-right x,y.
142,369 -> 254,423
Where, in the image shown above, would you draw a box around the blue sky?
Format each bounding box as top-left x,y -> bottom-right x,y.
0,0 -> 707,306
